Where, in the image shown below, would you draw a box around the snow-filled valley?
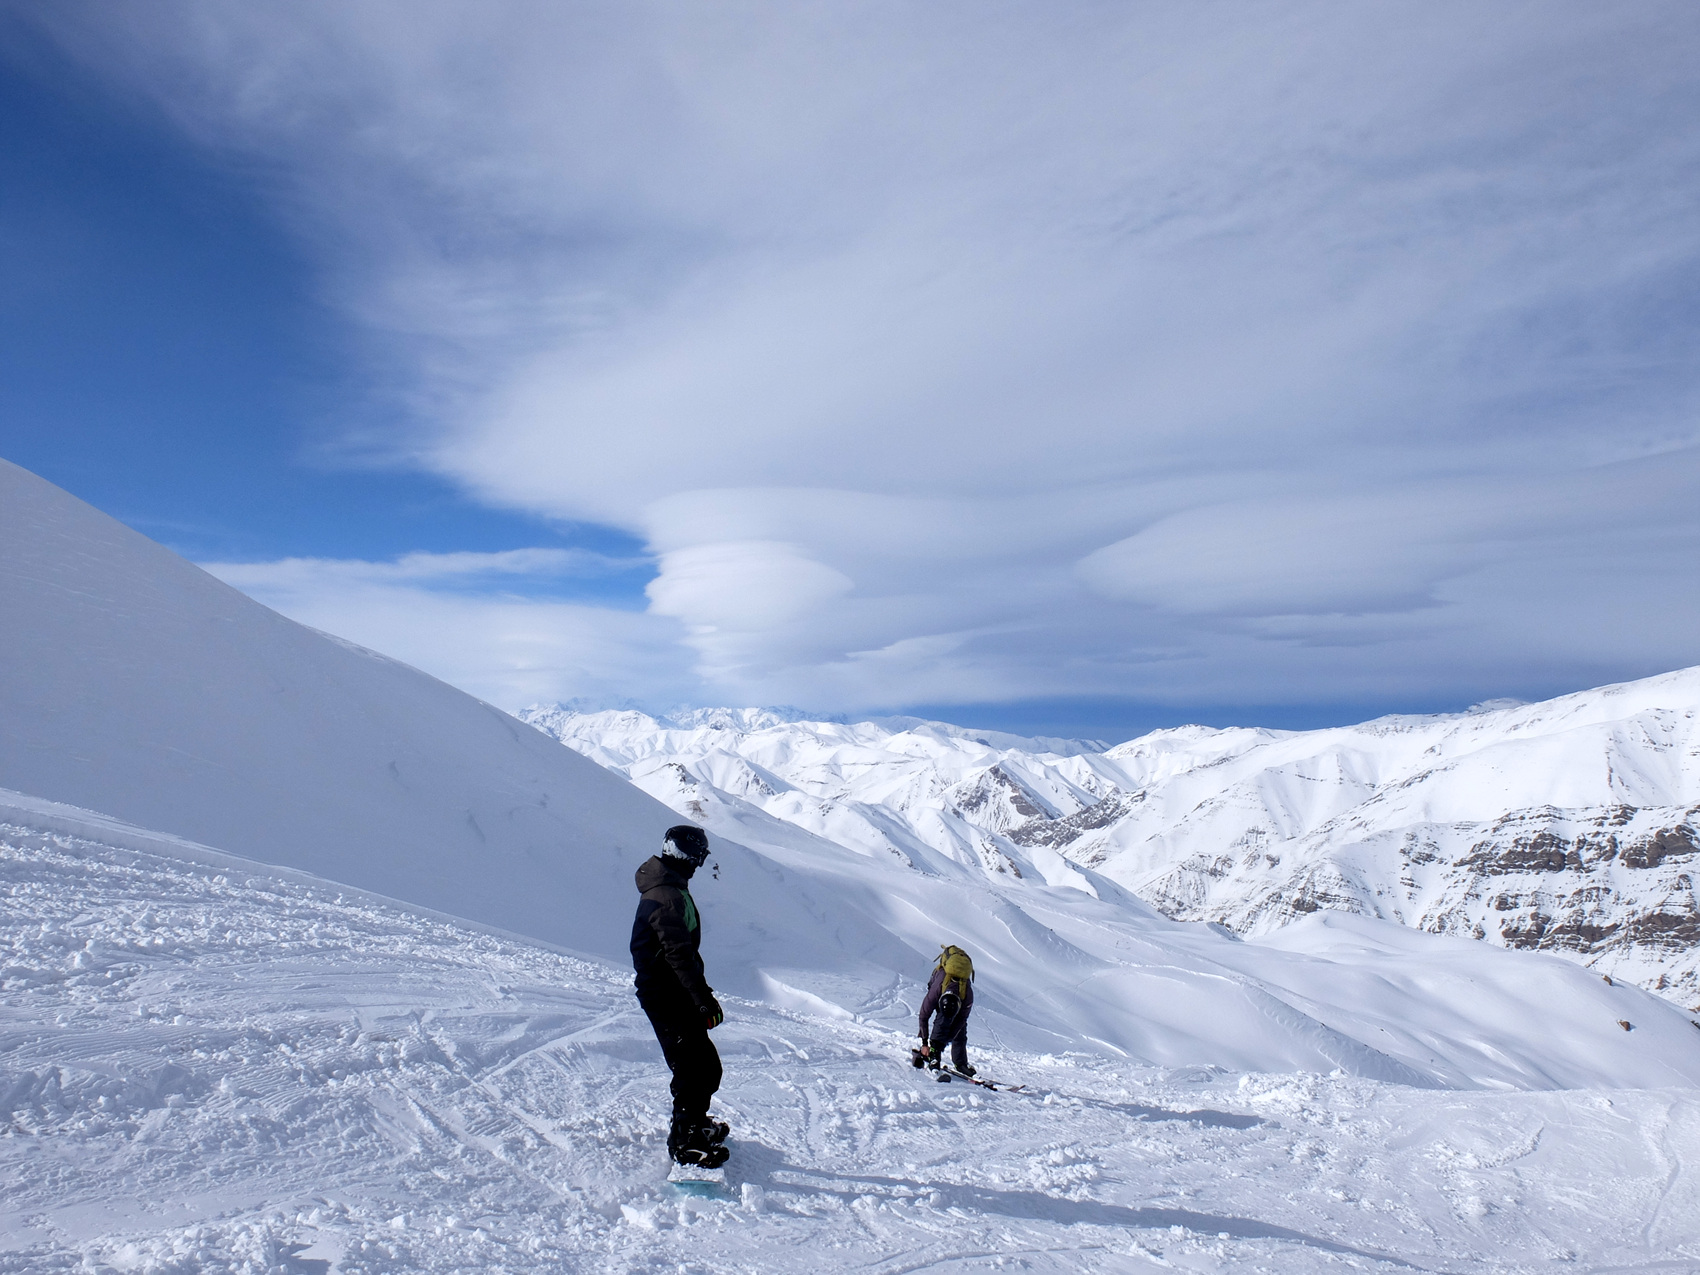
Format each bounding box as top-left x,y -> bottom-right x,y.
6,455 -> 1700,1272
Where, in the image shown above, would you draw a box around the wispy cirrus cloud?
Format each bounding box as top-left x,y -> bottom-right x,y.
25,1 -> 1700,717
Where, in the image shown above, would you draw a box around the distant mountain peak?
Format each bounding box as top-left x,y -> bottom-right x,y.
530,666 -> 1700,1010
520,702 -> 1107,754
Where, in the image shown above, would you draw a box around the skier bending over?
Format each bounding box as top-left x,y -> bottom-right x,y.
631,824 -> 729,1168
917,944 -> 975,1076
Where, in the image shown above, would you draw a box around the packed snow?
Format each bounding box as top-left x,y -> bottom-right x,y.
6,805 -> 1700,1273
526,678 -> 1700,1006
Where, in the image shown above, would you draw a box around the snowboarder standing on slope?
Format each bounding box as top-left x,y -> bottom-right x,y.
917,944 -> 976,1076
631,824 -> 729,1168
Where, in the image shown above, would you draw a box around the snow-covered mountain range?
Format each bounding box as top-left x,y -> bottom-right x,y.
525,677 -> 1700,1008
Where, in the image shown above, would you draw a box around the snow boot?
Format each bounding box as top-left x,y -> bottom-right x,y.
669,1118 -> 730,1168
701,1118 -> 730,1145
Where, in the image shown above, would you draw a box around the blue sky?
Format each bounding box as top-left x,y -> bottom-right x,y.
0,31 -> 647,579
4,3 -> 1699,743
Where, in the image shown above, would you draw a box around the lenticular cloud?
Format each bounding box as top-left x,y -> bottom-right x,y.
23,0 -> 1700,713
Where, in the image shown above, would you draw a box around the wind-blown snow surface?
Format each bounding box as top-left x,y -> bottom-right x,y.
527,679 -> 1700,1005
7,808 -> 1700,1274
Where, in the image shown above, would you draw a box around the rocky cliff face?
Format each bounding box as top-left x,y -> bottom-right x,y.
1104,804 -> 1700,1006
524,667 -> 1700,1008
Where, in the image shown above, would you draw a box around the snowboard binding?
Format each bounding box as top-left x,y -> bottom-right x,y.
669,1116 -> 731,1168
699,1118 -> 730,1145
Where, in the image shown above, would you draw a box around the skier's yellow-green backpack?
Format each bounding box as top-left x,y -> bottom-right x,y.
935,945 -> 974,999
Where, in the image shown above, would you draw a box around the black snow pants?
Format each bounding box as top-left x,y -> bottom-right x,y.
926,1000 -> 971,1072
639,993 -> 722,1122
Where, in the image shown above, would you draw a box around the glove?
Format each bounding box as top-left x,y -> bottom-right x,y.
702,996 -> 725,1029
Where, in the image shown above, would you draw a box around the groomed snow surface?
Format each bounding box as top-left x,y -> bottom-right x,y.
7,813 -> 1700,1274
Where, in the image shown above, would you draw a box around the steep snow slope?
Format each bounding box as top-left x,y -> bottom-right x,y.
528,677 -> 1700,1004
0,457 -> 678,961
7,813 -> 1700,1273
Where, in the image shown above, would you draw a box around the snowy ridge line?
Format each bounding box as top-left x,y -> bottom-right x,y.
2,457 -> 704,964
0,787 -> 611,969
539,702 -> 1110,757
526,666 -> 1700,1006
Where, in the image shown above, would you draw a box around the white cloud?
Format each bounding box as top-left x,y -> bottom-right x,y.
645,540 -> 853,682
209,547 -> 644,589
1076,490 -> 1480,618
202,552 -> 692,711
35,1 -> 1700,714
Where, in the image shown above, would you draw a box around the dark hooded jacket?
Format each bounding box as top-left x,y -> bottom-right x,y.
631,855 -> 715,1013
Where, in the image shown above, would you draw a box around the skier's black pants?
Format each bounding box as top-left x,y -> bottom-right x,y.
926,1002 -> 970,1072
638,994 -> 722,1122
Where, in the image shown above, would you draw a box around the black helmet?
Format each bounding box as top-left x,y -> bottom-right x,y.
662,824 -> 710,869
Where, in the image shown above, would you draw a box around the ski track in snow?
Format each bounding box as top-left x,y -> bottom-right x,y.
5,827 -> 1699,1274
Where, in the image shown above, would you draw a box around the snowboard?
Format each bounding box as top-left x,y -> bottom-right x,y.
666,1157 -> 730,1199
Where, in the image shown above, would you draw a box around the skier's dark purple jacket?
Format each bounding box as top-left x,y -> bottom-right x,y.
917,965 -> 973,1036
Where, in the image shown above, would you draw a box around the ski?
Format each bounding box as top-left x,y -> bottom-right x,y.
909,1048 -> 1028,1092
944,1067 -> 1028,1092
